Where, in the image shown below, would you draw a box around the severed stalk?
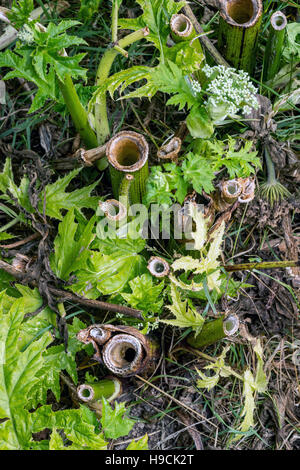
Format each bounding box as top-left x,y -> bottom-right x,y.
102,334 -> 144,377
170,14 -> 195,42
106,131 -> 149,204
74,144 -> 107,166
212,179 -> 243,212
218,0 -> 263,73
77,324 -> 158,377
238,177 -> 255,203
147,256 -> 170,278
98,199 -> 127,223
263,11 -> 287,82
157,137 -> 182,163
77,377 -> 122,403
187,314 -> 239,348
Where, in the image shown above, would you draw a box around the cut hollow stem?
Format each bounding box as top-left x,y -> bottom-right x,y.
77,378 -> 122,403
170,14 -> 196,43
106,131 -> 149,204
187,314 -> 239,348
218,0 -> 263,73
147,256 -> 170,278
75,143 -> 107,166
263,11 -> 287,82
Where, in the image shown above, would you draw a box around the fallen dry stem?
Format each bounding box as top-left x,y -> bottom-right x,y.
0,259 -> 143,319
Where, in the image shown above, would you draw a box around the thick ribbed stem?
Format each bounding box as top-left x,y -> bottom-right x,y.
106,131 -> 149,204
95,28 -> 149,145
59,76 -> 98,149
218,0 -> 263,73
187,314 -> 239,348
263,12 -> 287,82
119,174 -> 134,210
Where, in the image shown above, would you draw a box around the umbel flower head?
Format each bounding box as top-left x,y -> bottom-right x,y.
203,65 -> 258,121
17,23 -> 35,44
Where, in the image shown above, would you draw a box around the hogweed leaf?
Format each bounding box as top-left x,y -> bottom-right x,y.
41,168 -> 99,220
51,209 -> 95,280
196,369 -> 220,391
160,283 -> 204,335
121,274 -> 164,315
101,398 -> 135,439
182,152 -> 215,194
188,204 -> 208,251
127,434 -> 149,450
239,370 -> 256,433
118,0 -> 185,54
7,0 -> 34,29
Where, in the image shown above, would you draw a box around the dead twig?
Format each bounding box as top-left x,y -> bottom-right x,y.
0,232 -> 40,249
183,3 -> 229,67
0,258 -> 143,319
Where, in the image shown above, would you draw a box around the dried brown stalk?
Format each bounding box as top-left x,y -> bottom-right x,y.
157,137 -> 182,163
77,324 -> 158,377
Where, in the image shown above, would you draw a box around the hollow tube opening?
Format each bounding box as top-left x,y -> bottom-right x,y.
102,334 -> 143,375
271,11 -> 287,30
106,131 -> 148,173
225,180 -> 242,197
77,384 -> 94,402
170,14 -> 193,36
227,0 -> 254,24
223,314 -> 239,336
147,256 -> 170,278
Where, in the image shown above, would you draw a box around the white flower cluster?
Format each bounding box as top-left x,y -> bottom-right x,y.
203,65 -> 258,116
190,78 -> 202,95
147,319 -> 160,332
17,24 -> 34,44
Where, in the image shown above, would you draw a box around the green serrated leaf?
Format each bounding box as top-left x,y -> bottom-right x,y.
7,0 -> 34,29
51,210 -> 95,280
182,152 -> 215,194
160,283 -> 204,335
101,398 -> 135,439
119,0 -> 185,55
127,434 -> 149,450
41,168 -> 99,220
121,274 -> 164,315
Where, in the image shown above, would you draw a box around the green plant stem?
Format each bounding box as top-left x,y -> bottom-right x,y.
218,0 -> 263,73
263,11 -> 287,82
264,145 -> 276,184
59,76 -> 98,149
95,28 -> 149,144
187,316 -> 226,348
79,380 -> 117,401
111,0 -> 119,43
109,161 -> 148,205
223,260 -> 300,272
119,174 -> 134,210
